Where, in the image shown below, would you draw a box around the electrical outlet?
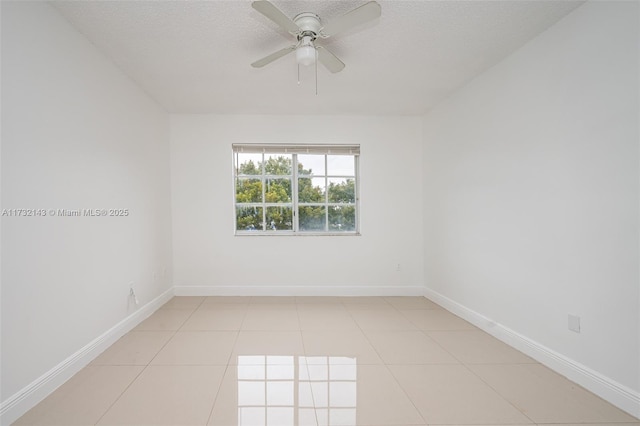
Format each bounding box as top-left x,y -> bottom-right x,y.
568,314 -> 581,333
395,263 -> 401,272
129,282 -> 139,306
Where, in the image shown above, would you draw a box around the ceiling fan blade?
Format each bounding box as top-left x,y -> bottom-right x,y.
252,1 -> 300,34
320,1 -> 381,37
251,45 -> 296,68
317,46 -> 345,73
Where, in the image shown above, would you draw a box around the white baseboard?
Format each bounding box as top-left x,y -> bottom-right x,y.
0,287 -> 174,426
173,285 -> 426,297
423,286 -> 640,419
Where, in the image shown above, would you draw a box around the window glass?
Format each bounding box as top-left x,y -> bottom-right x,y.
236,206 -> 263,231
264,153 -> 292,175
298,177 -> 325,203
236,153 -> 262,175
236,179 -> 262,203
298,154 -> 325,175
266,206 -> 293,231
265,178 -> 292,203
233,145 -> 359,234
327,155 -> 354,176
328,178 -> 355,203
329,205 -> 356,232
299,206 -> 326,231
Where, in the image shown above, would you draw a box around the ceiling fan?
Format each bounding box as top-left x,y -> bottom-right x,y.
251,0 -> 381,73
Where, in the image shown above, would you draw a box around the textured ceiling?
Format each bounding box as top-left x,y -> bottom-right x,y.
51,0 -> 583,115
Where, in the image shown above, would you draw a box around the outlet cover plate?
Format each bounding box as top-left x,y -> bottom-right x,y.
568,314 -> 581,333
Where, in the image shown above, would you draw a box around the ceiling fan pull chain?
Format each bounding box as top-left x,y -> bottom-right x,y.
315,47 -> 318,96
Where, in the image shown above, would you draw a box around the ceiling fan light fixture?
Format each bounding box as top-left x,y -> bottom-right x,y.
296,44 -> 316,66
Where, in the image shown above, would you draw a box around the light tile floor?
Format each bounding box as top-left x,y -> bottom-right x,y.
14,296 -> 640,426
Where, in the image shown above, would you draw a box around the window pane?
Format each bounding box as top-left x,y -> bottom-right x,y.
236,153 -> 262,175
299,206 -> 326,231
328,205 -> 355,232
328,178 -> 355,203
265,178 -> 292,202
327,155 -> 354,176
236,207 -> 263,231
236,178 -> 262,203
264,154 -> 292,175
298,177 -> 325,203
298,154 -> 325,175
266,206 -> 292,230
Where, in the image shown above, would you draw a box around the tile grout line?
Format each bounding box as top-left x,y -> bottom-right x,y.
296,300 -> 321,426
383,299 -> 433,426
399,299 -> 538,426
345,297 -> 429,425
204,297 -> 247,426
92,297 -> 204,425
457,360 -> 537,425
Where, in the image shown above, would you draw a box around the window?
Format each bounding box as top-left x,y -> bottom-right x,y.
233,144 -> 360,235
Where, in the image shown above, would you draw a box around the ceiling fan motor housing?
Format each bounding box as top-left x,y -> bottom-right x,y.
293,12 -> 322,40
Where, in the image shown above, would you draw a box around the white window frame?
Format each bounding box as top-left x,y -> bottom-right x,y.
233,144 -> 360,236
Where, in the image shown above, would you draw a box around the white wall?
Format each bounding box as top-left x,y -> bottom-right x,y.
171,115 -> 423,294
1,0 -> 172,412
423,0 -> 639,412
